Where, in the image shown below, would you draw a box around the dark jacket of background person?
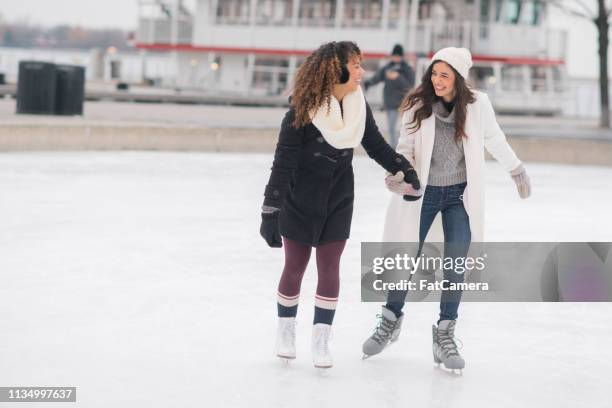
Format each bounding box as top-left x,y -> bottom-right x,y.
262,103 -> 415,247
364,60 -> 415,109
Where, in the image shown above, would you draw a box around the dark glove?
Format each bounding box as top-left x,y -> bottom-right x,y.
260,212 -> 282,248
402,167 -> 422,201
403,193 -> 422,201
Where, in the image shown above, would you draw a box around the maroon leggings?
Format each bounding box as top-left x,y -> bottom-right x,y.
277,237 -> 346,300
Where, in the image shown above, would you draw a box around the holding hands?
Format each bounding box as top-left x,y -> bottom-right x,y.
385,171 -> 423,201
386,164 -> 531,202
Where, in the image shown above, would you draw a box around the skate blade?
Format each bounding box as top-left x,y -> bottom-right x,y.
362,340 -> 396,361
277,354 -> 296,362
442,362 -> 465,373
314,363 -> 333,369
434,364 -> 464,375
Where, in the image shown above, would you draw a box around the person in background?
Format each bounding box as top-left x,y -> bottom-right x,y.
364,44 -> 415,149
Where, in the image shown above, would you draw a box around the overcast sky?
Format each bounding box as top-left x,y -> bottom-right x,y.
0,0 -> 196,30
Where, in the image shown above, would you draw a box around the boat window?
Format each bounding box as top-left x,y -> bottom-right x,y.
480,0 -> 491,22
518,0 -> 541,25
342,0 -> 384,28
530,65 -> 548,92
506,0 -> 521,24
299,0 -> 336,27
255,0 -> 294,26
215,0 -> 251,25
551,66 -> 565,93
252,57 -> 290,96
494,0 -> 503,22
532,0 -> 542,25
470,66 -> 496,91
501,65 -> 524,91
387,0 -> 401,29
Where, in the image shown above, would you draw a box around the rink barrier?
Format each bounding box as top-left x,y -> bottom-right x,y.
0,124 -> 611,166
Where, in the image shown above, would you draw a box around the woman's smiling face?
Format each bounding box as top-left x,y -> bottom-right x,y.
431,61 -> 457,101
346,55 -> 365,92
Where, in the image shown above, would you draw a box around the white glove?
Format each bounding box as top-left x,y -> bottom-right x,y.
510,164 -> 531,199
385,171 -> 424,197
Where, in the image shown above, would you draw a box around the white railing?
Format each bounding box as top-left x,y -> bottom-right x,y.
137,15 -> 566,61
137,17 -> 193,44
411,21 -> 566,60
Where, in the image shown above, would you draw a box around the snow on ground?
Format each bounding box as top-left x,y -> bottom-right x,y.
0,152 -> 610,408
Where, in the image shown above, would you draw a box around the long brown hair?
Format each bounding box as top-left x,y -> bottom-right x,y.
290,41 -> 361,128
399,60 -> 476,140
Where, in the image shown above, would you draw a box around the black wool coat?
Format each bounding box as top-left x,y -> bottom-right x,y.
263,102 -> 414,247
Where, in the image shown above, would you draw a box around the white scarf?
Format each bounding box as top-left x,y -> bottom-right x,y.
309,86 -> 366,149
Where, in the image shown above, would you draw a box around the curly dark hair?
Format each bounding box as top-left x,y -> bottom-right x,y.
290,41 -> 361,128
399,60 -> 476,140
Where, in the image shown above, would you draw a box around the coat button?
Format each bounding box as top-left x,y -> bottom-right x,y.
395,157 -> 402,163
314,152 -> 321,157
342,151 -> 348,157
273,190 -> 279,196
317,136 -> 324,143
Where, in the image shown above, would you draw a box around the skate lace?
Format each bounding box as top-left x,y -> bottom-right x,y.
282,320 -> 296,344
315,329 -> 331,355
372,314 -> 396,345
437,323 -> 463,358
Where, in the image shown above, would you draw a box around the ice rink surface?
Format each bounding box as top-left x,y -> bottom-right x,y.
1,152 -> 611,408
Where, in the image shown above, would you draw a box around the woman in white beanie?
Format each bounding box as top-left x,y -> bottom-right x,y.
361,47 -> 531,371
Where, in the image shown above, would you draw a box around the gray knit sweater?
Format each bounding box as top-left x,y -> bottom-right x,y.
427,101 -> 467,186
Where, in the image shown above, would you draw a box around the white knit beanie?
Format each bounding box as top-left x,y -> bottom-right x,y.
431,47 -> 473,79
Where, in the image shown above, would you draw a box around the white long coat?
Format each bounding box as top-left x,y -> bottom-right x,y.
382,91 -> 521,243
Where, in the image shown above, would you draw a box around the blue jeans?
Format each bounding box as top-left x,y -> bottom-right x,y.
386,182 -> 471,323
386,109 -> 399,149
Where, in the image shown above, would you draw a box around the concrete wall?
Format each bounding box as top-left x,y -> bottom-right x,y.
1,124 -> 610,166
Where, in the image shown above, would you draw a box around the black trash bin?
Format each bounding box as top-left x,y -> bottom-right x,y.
55,64 -> 85,115
16,61 -> 57,115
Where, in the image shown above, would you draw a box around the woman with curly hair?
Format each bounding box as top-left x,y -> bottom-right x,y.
260,41 -> 421,369
361,47 -> 531,372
